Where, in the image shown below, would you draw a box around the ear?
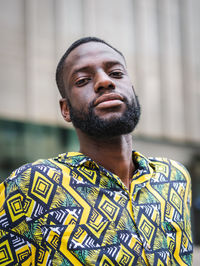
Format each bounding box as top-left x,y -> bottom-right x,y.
59,98 -> 71,122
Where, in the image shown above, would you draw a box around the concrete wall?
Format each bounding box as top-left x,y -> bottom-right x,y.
0,0 -> 199,143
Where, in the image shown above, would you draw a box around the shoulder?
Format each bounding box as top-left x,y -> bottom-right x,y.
0,156 -> 73,224
1,157 -> 69,199
5,158 -> 54,183
148,156 -> 192,209
148,156 -> 191,183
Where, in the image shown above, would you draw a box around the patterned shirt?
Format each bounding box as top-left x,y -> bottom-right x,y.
0,151 -> 193,265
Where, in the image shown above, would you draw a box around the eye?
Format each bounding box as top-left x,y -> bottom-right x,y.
75,77 -> 91,87
109,71 -> 124,78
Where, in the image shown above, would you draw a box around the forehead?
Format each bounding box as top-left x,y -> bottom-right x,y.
64,42 -> 126,75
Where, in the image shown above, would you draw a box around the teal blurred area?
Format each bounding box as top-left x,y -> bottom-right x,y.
0,118 -> 79,181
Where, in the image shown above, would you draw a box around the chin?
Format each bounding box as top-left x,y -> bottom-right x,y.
95,110 -> 125,121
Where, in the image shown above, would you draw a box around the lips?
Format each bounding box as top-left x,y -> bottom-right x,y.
94,93 -> 124,107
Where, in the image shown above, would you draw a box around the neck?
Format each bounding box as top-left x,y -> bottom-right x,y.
77,130 -> 135,190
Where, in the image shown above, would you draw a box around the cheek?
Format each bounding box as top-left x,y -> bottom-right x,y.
70,90 -> 94,111
118,82 -> 135,98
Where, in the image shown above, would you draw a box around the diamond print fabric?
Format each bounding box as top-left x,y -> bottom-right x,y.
0,151 -> 193,265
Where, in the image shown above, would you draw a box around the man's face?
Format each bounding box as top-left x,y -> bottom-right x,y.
62,42 -> 141,138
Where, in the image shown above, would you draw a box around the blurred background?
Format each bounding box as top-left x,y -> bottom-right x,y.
0,0 -> 199,261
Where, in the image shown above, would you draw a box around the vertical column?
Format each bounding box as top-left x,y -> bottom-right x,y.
133,0 -> 162,137
180,0 -> 200,142
82,0 -> 97,36
0,0 -> 26,119
54,0 -> 83,59
157,0 -> 185,140
24,0 -> 58,123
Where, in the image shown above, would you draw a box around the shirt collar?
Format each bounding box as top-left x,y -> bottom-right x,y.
54,151 -> 156,173
54,151 -> 156,194
133,151 -> 155,173
54,152 -> 98,167
130,151 -> 156,196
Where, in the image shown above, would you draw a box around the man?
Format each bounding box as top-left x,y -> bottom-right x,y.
0,37 -> 193,265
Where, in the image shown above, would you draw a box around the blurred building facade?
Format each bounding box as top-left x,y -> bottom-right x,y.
0,0 -> 200,245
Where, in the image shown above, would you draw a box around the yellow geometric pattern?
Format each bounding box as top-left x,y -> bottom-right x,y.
16,245 -> 30,262
116,244 -> 135,265
0,151 -> 193,265
138,214 -> 155,244
99,254 -> 115,265
169,187 -> 183,214
7,193 -> 24,222
98,194 -> 120,221
0,240 -> 15,265
30,171 -> 54,204
77,167 -> 97,184
86,210 -> 109,237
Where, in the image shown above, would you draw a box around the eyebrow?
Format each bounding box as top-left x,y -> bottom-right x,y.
71,60 -> 126,78
71,66 -> 91,78
104,60 -> 126,69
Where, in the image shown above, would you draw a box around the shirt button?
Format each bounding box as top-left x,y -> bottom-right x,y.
146,243 -> 151,250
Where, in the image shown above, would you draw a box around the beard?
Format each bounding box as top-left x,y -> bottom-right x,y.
67,95 -> 141,139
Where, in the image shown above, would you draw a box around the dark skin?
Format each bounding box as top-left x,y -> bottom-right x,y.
60,42 -> 138,190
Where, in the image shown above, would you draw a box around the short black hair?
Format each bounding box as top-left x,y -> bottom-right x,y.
55,36 -> 125,98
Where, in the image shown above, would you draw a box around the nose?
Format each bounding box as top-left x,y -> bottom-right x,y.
94,71 -> 115,93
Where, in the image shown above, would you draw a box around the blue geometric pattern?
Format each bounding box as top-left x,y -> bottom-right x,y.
0,151 -> 193,265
